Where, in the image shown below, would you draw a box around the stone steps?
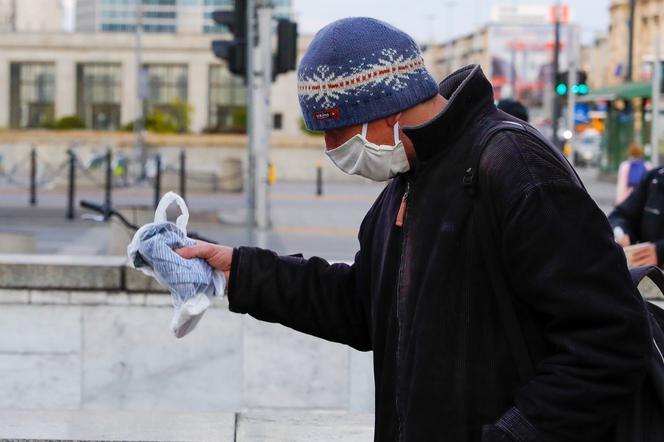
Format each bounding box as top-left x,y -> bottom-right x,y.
0,410 -> 374,442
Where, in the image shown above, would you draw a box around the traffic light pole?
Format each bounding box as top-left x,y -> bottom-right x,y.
245,0 -> 256,245
246,0 -> 273,247
135,1 -> 147,180
552,1 -> 561,149
255,4 -> 272,233
653,37 -> 661,168
566,26 -> 578,151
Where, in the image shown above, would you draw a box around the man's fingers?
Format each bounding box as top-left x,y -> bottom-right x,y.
176,242 -> 212,259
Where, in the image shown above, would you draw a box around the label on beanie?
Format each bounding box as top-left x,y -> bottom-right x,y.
314,108 -> 340,121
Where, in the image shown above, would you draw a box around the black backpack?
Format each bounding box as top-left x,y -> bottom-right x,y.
464,120 -> 664,441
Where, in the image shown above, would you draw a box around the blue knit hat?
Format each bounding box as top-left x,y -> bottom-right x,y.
298,17 -> 439,131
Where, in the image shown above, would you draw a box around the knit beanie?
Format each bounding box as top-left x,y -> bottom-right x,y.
297,17 -> 439,131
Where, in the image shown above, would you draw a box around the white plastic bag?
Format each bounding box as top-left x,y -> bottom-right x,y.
127,191 -> 225,338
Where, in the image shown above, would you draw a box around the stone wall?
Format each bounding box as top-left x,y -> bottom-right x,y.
0,254 -> 375,414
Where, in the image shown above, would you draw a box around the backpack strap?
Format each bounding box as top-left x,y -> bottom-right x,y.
463,120 -> 527,196
464,120 -> 536,382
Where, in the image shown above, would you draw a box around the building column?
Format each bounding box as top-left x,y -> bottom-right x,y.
188,59 -> 208,133
55,60 -> 76,118
121,57 -> 138,127
0,61 -> 9,128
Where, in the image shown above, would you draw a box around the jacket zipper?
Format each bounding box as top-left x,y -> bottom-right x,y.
395,183 -> 410,227
395,180 -> 410,441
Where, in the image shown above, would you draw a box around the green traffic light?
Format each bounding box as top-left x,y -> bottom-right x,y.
577,84 -> 589,95
571,85 -> 579,94
556,83 -> 567,96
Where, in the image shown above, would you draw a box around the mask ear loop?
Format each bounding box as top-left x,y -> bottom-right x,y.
393,122 -> 401,144
361,123 -> 368,139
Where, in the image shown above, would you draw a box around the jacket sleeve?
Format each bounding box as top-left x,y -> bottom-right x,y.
494,180 -> 651,441
608,170 -> 651,241
226,246 -> 372,351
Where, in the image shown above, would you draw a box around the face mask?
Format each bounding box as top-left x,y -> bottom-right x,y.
325,122 -> 410,181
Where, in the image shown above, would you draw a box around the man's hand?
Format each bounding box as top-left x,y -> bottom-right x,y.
176,241 -> 233,282
616,233 -> 631,248
629,242 -> 658,267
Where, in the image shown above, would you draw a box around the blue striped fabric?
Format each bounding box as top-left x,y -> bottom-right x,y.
132,222 -> 218,305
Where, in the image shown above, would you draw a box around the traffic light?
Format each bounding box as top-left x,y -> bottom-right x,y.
575,71 -> 589,95
555,71 -> 567,96
555,70 -> 588,96
273,19 -> 297,80
211,0 -> 247,77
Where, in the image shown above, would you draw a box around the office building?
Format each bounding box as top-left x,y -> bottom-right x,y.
0,0 -> 63,32
0,32 -> 302,134
76,0 -> 292,34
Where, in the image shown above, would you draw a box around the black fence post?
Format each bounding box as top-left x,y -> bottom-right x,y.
154,154 -> 162,210
29,146 -> 37,206
179,149 -> 186,201
66,150 -> 76,220
316,164 -> 323,196
104,148 -> 112,221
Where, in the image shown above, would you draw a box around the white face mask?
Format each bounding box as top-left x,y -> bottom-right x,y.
325,122 -> 410,182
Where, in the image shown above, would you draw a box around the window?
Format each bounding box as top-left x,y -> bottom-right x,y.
76,63 -> 122,130
203,24 -> 227,33
204,0 -> 232,5
10,63 -> 55,128
143,11 -> 176,19
143,24 -> 177,32
101,23 -> 137,32
208,64 -> 247,132
142,0 -> 176,5
144,64 -> 189,130
145,64 -> 187,103
273,113 -> 283,130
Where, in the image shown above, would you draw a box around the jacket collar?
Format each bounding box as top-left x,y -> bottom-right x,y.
403,64 -> 495,162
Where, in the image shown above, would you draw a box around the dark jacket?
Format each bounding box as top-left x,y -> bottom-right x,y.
609,167 -> 664,265
227,65 -> 651,442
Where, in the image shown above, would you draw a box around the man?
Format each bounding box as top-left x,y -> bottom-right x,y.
178,18 -> 650,441
496,98 -> 529,123
610,166 -> 664,267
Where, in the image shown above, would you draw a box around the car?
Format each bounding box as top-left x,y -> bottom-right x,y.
573,129 -> 602,168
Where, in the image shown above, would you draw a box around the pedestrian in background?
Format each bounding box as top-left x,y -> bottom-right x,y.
610,166 -> 664,267
496,98 -> 529,123
615,143 -> 650,205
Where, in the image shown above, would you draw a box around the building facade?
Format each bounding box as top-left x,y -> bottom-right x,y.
76,0 -> 292,34
604,0 -> 664,86
0,32 -> 301,134
425,5 -> 576,126
580,34 -> 609,90
0,0 -> 63,32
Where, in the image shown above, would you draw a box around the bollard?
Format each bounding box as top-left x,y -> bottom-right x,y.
66,150 -> 76,220
268,163 -> 276,186
316,164 -> 323,196
104,148 -> 112,221
154,154 -> 162,210
179,149 -> 186,201
29,147 -> 37,206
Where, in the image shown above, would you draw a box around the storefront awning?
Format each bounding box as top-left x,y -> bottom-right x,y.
578,81 -> 652,102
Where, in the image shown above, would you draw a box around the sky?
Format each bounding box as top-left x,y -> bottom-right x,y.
61,0 -> 610,45
291,0 -> 610,45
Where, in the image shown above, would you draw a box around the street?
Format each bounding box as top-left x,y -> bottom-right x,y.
0,167 -> 617,261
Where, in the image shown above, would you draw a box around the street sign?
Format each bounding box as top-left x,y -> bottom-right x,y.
574,103 -> 590,124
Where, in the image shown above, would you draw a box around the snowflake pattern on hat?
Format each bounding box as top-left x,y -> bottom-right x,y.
297,17 -> 439,131
298,46 -> 429,110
